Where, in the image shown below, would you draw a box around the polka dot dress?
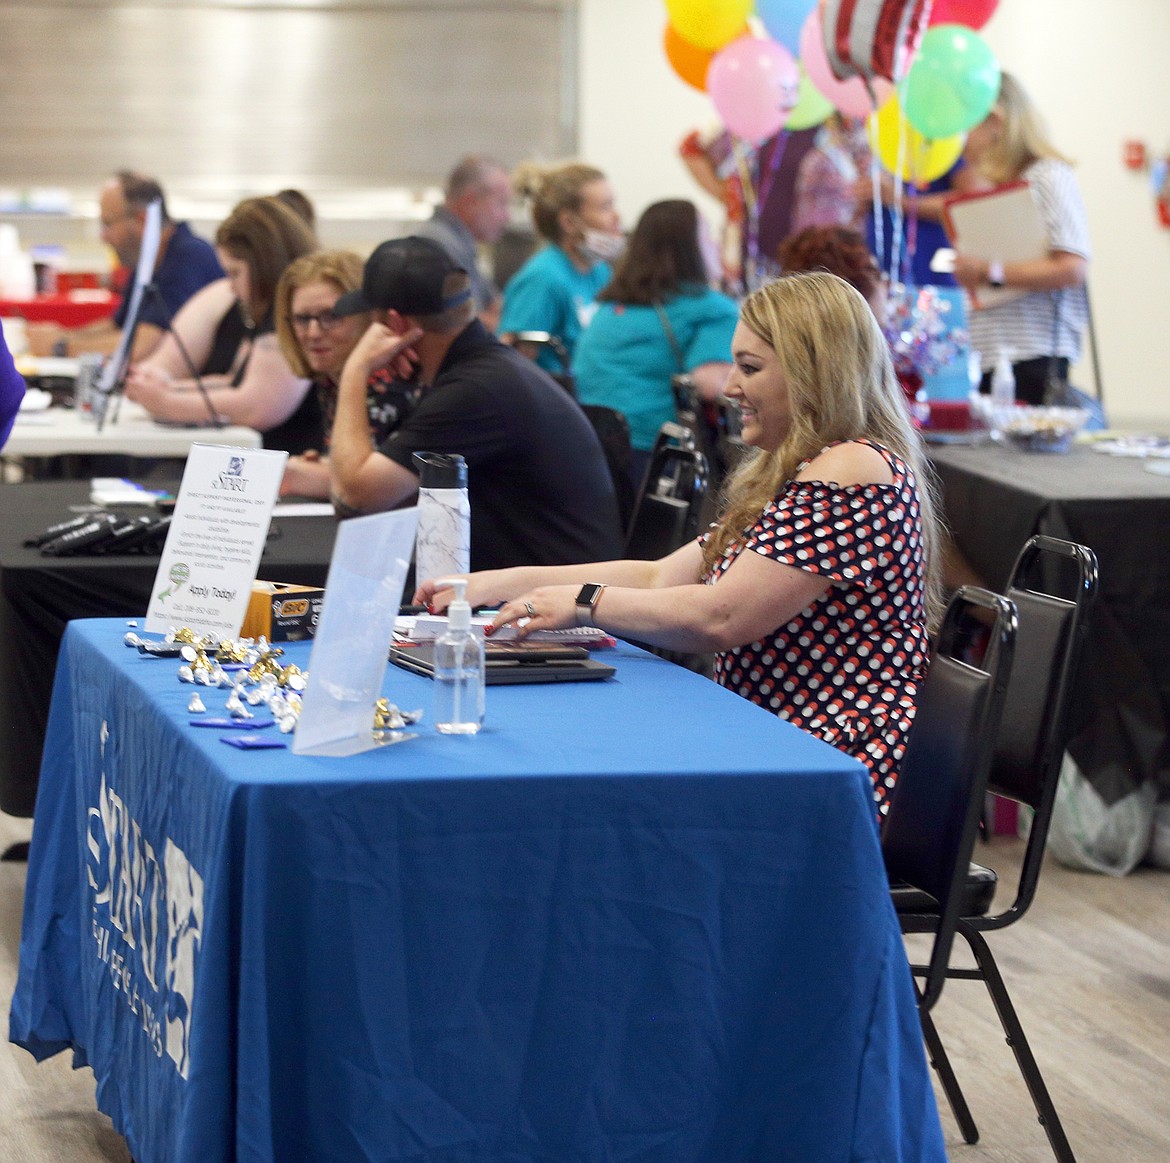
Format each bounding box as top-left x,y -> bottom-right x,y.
708,440 -> 930,818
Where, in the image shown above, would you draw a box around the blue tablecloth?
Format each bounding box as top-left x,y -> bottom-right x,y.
11,619 -> 945,1163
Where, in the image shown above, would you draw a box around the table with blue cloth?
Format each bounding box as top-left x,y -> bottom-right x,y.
11,618 -> 945,1163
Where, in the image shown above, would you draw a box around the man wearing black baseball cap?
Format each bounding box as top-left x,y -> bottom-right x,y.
328,236 -> 623,571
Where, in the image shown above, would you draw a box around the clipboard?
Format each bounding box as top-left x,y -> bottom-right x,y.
943,181 -> 1048,310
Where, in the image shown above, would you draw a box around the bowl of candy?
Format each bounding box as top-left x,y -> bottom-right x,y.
994,406 -> 1090,453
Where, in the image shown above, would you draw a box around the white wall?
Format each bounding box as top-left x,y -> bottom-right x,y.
579,0 -> 1170,431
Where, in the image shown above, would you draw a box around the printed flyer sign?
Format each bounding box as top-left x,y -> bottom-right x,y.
145,444 -> 289,639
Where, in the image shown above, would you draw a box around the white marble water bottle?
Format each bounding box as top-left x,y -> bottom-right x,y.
413,452 -> 470,585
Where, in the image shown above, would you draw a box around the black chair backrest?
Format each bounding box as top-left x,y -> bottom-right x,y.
579,403 -> 636,532
984,535 -> 1098,928
624,444 -> 708,561
882,586 -> 1017,1010
992,536 -> 1098,809
647,421 -> 697,461
509,331 -> 575,395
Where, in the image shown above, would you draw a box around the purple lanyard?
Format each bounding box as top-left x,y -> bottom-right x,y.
743,130 -> 789,287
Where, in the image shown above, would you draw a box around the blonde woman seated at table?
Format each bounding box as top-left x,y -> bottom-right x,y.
124,196 -> 322,453
419,272 -> 943,818
273,250 -> 416,498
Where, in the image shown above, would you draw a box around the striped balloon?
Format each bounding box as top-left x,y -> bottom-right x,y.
819,0 -> 930,83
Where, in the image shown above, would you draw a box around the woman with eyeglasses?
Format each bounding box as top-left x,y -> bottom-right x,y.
273,250 -> 416,498
124,195 -> 323,453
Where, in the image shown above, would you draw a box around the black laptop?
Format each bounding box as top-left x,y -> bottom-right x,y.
389,641 -> 616,685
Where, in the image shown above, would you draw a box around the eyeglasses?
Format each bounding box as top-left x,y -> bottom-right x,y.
99,211 -> 136,231
289,310 -> 345,333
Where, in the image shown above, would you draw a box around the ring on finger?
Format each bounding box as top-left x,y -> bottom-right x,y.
525,602 -> 536,619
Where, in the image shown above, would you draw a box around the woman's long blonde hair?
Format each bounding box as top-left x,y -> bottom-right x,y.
703,271 -> 943,625
977,71 -> 1073,185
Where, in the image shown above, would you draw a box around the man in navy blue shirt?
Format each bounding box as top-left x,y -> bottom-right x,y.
30,171 -> 223,360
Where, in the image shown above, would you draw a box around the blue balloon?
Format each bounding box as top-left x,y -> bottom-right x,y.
755,0 -> 814,53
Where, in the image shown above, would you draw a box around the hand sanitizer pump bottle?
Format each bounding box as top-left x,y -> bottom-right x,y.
433,578 -> 485,735
991,351 -> 1016,410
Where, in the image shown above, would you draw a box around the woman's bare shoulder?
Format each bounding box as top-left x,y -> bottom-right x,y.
181,278 -> 233,312
796,440 -> 894,488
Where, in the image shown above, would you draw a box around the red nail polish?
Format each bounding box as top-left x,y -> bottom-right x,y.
426,603 -> 435,614
484,624 -> 495,637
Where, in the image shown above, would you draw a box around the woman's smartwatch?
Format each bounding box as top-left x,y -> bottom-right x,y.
575,583 -> 607,627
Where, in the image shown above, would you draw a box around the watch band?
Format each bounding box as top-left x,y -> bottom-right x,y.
575,583 -> 606,627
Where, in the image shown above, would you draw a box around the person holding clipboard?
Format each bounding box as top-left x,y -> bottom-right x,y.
947,72 -> 1091,405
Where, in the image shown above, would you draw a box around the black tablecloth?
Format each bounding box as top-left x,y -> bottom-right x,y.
0,481 -> 339,816
930,443 -> 1170,805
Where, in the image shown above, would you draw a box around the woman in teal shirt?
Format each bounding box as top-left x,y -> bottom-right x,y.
572,199 -> 738,481
499,161 -> 623,374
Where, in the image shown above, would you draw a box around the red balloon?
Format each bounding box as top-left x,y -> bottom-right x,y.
927,0 -> 999,30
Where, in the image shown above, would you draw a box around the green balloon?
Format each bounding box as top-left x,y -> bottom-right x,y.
787,65 -> 835,131
900,24 -> 1000,140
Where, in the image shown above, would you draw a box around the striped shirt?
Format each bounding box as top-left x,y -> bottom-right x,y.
968,157 -> 1091,371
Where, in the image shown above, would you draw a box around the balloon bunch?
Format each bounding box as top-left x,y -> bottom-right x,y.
663,0 -> 1005,285
664,0 -> 1000,152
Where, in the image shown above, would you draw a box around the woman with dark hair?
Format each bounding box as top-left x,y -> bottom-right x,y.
499,160 -> 622,372
419,272 -> 942,818
572,199 -> 738,481
275,188 -> 317,235
125,196 -> 323,453
273,249 -> 415,498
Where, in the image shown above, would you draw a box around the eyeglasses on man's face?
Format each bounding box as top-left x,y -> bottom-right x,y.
289,310 -> 344,333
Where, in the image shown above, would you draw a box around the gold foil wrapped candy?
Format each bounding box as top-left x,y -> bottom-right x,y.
216,639 -> 251,664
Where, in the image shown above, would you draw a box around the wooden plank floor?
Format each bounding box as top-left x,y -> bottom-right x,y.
2,812 -> 1168,1161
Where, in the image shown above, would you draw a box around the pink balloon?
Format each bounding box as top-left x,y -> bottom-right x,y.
707,35 -> 801,145
800,10 -> 892,118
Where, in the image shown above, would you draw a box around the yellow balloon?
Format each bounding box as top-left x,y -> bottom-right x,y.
665,0 -> 753,53
869,94 -> 964,184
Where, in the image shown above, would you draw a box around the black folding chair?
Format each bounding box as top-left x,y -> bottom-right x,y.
508,331 -> 575,395
882,585 -> 1018,1018
623,442 -> 708,562
672,377 -> 745,490
893,536 -> 1098,1162
578,404 -> 636,533
505,332 -> 636,534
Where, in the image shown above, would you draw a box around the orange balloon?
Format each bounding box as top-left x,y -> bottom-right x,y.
663,21 -> 747,91
664,23 -> 714,91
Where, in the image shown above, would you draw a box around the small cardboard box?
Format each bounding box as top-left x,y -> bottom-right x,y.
241,581 -> 324,642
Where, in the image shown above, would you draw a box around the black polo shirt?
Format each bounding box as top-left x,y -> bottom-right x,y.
379,321 -> 623,570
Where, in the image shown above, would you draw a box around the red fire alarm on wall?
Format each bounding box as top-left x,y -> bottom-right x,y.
1124,140 -> 1147,170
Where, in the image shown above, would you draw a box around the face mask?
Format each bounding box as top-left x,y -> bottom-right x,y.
580,228 -> 626,265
